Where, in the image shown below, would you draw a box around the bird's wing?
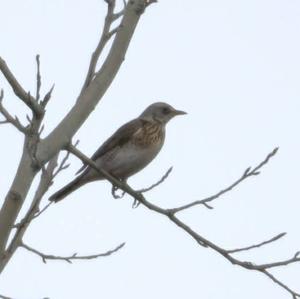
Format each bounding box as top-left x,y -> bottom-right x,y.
75,118 -> 145,175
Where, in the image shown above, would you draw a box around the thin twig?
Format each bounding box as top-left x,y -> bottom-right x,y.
26,113 -> 32,125
53,151 -> 71,177
32,201 -> 53,220
21,242 -> 125,264
0,89 -> 28,134
35,55 -> 41,101
79,0 -> 121,94
168,147 -> 279,213
53,140 -> 79,178
227,232 -> 286,254
130,167 -> 172,208
137,167 -> 173,193
12,202 -> 54,230
41,84 -> 55,108
254,252 -> 300,270
0,56 -> 43,115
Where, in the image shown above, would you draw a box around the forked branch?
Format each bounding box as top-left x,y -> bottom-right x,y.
168,147 -> 279,213
6,155 -> 60,262
65,144 -> 299,298
0,57 -> 43,116
137,166 -> 173,193
80,0 -> 126,94
0,90 -> 28,134
12,146 -> 75,230
0,0 -> 156,277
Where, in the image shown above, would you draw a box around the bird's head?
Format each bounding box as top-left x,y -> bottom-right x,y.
140,102 -> 187,124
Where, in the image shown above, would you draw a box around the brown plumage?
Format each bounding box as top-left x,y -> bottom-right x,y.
134,122 -> 164,146
49,102 -> 186,203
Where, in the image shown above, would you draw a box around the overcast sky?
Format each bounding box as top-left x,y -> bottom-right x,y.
0,0 -> 300,298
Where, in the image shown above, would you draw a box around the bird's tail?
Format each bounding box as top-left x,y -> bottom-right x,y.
49,174 -> 86,203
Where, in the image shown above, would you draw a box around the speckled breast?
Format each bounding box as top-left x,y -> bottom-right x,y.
133,122 -> 165,147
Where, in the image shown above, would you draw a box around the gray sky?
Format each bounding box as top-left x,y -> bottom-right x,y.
0,0 -> 300,298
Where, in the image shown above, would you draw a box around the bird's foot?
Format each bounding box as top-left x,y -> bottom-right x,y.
132,198 -> 141,209
111,185 -> 126,199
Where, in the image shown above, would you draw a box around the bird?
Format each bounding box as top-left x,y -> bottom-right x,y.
49,102 -> 186,203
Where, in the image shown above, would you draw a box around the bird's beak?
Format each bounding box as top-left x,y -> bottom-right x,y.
173,109 -> 187,116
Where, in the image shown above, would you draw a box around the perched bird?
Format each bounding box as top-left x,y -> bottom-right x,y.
49,102 -> 186,202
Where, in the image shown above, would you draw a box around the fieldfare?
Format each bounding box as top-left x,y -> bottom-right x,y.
49,102 -> 186,202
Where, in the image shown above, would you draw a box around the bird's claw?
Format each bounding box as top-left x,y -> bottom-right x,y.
132,198 -> 141,209
111,185 -> 126,199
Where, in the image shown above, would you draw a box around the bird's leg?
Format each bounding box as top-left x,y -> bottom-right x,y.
110,179 -> 140,208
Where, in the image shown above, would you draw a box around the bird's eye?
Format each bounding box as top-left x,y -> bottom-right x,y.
162,107 -> 170,115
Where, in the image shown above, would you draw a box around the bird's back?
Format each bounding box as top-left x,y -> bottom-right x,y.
77,119 -> 165,181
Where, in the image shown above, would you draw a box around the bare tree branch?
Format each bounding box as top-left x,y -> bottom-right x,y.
0,90 -> 28,134
1,155 -> 60,272
137,167 -> 173,193
0,57 -> 43,116
167,214 -> 300,298
13,202 -> 54,230
40,84 -> 55,108
52,149 -> 73,178
35,55 -> 41,102
227,232 -> 287,254
51,140 -> 79,179
20,242 -> 125,264
10,142 -> 79,250
12,153 -> 61,231
65,144 -> 299,298
168,147 -> 279,213
31,201 -> 53,220
254,252 -> 300,270
0,1 -> 147,265
1,2 -> 297,298
80,0 -> 123,95
129,166 -> 173,208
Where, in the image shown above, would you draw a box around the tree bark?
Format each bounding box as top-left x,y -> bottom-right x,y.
0,144 -> 37,263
